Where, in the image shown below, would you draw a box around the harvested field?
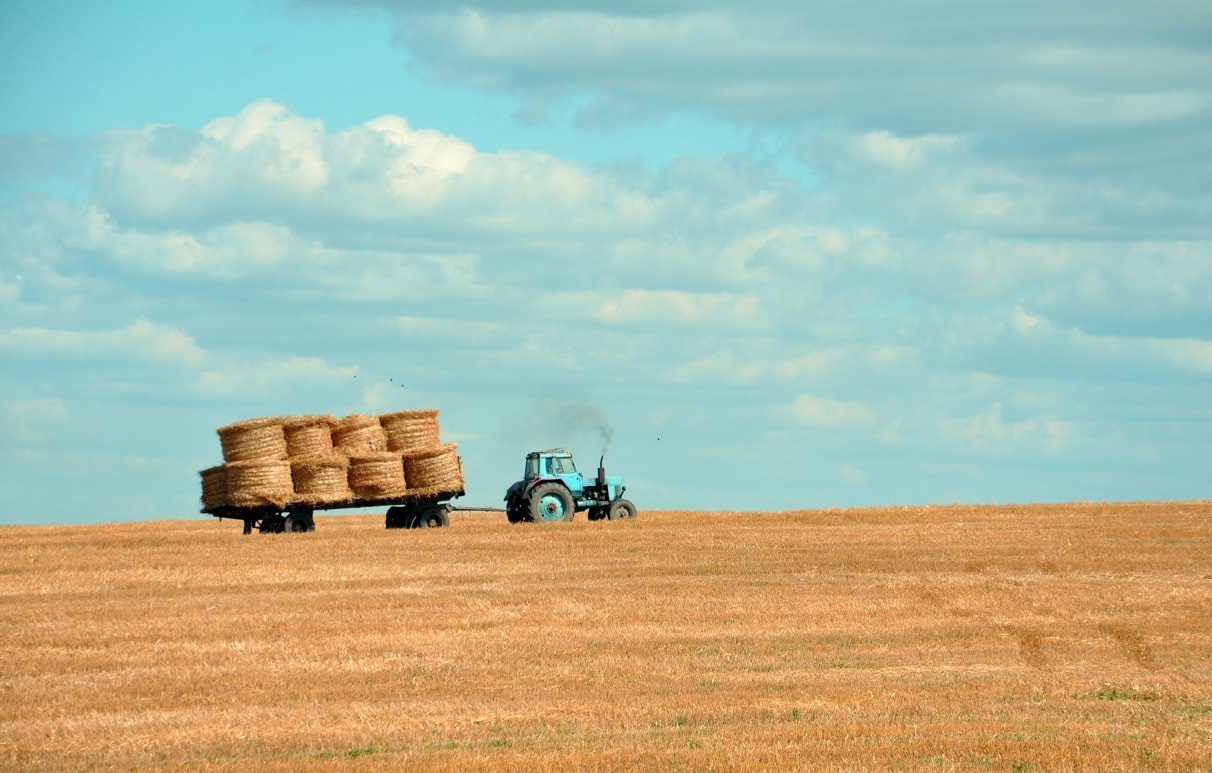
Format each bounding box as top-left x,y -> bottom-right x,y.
1,501 -> 1210,770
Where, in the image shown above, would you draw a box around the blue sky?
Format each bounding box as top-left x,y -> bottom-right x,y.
1,0 -> 1209,523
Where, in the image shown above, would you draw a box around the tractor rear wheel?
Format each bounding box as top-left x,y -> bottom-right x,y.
607,499 -> 637,521
506,501 -> 527,524
528,482 -> 574,523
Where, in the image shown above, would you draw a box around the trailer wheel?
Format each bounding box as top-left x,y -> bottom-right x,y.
528,482 -> 574,523
385,506 -> 409,529
259,514 -> 286,533
607,499 -> 637,521
285,509 -> 314,533
415,505 -> 450,528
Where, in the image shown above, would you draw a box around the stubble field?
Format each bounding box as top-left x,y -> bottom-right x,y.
1,502 -> 1210,770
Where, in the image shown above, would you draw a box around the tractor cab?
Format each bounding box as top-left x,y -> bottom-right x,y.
524,449 -> 581,490
505,448 -> 634,523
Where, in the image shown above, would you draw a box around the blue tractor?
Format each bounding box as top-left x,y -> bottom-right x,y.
504,449 -> 636,523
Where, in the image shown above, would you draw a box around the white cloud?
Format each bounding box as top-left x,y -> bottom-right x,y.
854,131 -> 961,169
598,289 -> 758,325
94,100 -> 655,242
791,393 -> 876,429
6,397 -> 69,444
0,319 -> 358,399
939,402 -> 1074,454
393,316 -> 505,341
0,318 -> 207,368
369,3 -> 1212,138
0,279 -> 18,303
196,356 -> 358,398
835,463 -> 864,485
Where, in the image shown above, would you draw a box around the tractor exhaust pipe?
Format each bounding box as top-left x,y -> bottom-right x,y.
597,455 -> 607,488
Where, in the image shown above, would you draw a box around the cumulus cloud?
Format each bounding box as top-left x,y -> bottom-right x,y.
0,318 -> 357,399
598,289 -> 758,325
329,2 -> 1212,133
6,397 -> 69,444
93,99 -> 655,244
0,318 -> 207,368
791,393 -> 877,429
299,2 -> 1212,249
2,90 -> 1208,513
939,402 -> 1074,455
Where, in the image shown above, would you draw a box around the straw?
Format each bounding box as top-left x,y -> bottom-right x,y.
331,414 -> 387,455
199,465 -> 227,511
284,414 -> 334,459
291,454 -> 351,506
224,460 -> 293,508
217,417 -> 287,463
403,443 -> 462,490
348,452 -> 407,500
379,408 -> 441,452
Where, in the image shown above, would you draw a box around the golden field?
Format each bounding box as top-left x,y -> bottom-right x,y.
1,502 -> 1210,770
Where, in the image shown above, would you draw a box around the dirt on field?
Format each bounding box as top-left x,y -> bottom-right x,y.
1,502 -> 1210,770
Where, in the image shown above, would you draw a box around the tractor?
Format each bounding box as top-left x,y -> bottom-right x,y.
504,449 -> 636,523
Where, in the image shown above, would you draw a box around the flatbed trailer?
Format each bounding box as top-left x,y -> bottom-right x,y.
205,485 -> 476,534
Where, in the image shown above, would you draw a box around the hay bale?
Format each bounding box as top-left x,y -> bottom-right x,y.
225,460 -> 293,508
199,465 -> 227,511
217,417 -> 287,463
348,452 -> 407,500
379,408 -> 441,452
331,414 -> 387,455
284,414 -> 334,458
291,455 -> 351,506
404,443 -> 463,490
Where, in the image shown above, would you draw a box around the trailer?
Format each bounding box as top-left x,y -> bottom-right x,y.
204,484 -> 469,534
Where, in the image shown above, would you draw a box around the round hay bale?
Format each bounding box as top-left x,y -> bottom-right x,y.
379,408 -> 441,452
225,460 -> 293,508
199,465 -> 227,511
291,454 -> 351,506
284,414 -> 334,458
332,414 -> 387,455
217,417 -> 287,463
348,452 -> 407,500
404,443 -> 463,490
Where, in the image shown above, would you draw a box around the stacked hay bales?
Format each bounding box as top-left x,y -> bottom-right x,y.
380,409 -> 440,452
284,415 -> 334,458
349,452 -> 408,499
332,414 -> 387,455
199,407 -> 463,512
218,417 -> 287,462
199,465 -> 228,511
291,455 -> 351,506
404,443 -> 464,494
225,460 -> 293,508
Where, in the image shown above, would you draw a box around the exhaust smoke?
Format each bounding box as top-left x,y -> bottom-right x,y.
545,402 -> 613,455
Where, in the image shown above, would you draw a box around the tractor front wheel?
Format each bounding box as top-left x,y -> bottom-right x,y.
607,499 -> 637,521
528,483 -> 574,523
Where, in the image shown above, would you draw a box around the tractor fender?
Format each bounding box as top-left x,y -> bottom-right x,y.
504,480 -> 524,502
524,477 -> 566,495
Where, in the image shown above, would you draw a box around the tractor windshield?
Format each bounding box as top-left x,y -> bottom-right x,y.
549,456 -> 576,474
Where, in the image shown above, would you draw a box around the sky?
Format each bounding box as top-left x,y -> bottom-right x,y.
1,0 -> 1210,524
